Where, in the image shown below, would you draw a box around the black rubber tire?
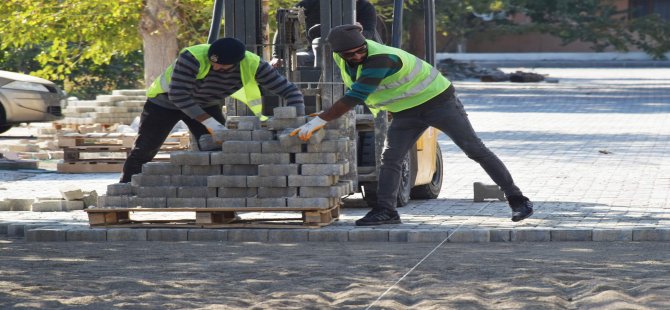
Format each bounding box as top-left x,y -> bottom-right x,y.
0,125 -> 12,134
358,131 -> 376,166
362,151 -> 412,208
410,144 -> 443,199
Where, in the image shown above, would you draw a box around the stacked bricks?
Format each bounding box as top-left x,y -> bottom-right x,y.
100,106 -> 353,210
57,89 -> 146,126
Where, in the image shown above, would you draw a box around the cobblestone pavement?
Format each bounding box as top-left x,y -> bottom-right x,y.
2,68 -> 670,242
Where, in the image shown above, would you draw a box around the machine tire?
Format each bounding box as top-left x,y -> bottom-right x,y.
0,125 -> 12,134
362,151 -> 412,208
358,131 -> 376,166
410,144 -> 443,199
0,105 -> 11,134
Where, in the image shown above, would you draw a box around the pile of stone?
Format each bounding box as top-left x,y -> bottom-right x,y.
100,106 -> 354,210
57,89 -> 146,126
0,186 -> 97,212
436,58 -> 508,81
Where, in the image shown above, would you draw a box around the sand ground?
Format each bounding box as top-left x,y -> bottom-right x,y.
1,239 -> 669,309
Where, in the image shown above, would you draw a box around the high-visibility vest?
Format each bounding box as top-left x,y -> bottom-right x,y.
333,40 -> 451,116
146,44 -> 267,120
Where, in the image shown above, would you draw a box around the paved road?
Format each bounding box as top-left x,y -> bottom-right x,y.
1,68 -> 670,241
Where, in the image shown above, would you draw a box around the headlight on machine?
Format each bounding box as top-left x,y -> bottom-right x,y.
1,81 -> 50,92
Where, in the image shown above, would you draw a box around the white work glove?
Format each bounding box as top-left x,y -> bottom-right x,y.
290,116 -> 327,141
202,117 -> 227,133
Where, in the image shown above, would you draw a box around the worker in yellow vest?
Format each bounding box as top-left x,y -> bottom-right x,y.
120,37 -> 305,183
292,24 -> 533,226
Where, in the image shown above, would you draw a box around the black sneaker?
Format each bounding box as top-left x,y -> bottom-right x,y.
355,208 -> 401,226
508,195 -> 534,222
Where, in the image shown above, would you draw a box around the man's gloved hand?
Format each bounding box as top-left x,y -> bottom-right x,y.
290,116 -> 327,141
202,117 -> 227,133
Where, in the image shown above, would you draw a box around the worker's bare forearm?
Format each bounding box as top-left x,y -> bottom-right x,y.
319,98 -> 356,121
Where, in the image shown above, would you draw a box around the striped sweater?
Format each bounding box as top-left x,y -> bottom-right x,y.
150,51 -> 305,118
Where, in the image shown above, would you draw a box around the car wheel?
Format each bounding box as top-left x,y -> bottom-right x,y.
0,125 -> 12,134
410,144 -> 443,199
362,152 -> 412,208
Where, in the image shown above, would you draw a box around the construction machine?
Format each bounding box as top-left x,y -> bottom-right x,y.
209,0 -> 444,207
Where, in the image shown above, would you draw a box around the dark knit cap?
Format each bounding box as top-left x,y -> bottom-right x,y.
326,24 -> 366,52
208,38 -> 246,64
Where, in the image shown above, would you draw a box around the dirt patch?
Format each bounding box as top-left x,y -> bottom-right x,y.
1,239 -> 668,309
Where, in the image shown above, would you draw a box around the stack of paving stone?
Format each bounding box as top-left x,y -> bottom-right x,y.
0,186 -> 97,212
56,89 -> 146,126
100,106 -> 354,210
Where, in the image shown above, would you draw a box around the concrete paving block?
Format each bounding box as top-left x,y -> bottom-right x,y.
295,153 -> 337,164
62,200 -> 85,211
261,140 -> 302,153
250,153 -> 291,164
102,195 -> 130,208
248,176 -> 287,187
278,129 -> 303,148
208,175 -> 247,187
308,230 -> 349,242
258,187 -> 296,198
473,182 -> 505,202
221,141 -> 262,153
323,129 -> 343,140
448,229 -> 490,243
298,186 -> 344,198
551,229 -> 593,241
592,229 -> 632,242
7,198 -> 34,211
268,229 -> 309,242
511,229 -> 551,242
286,197 -> 333,208
188,229 -> 228,241
252,130 -> 274,141
182,165 -> 222,175
300,163 -> 346,176
215,130 -> 252,141
0,200 -> 9,211
349,229 -> 389,242
258,164 -> 299,176
407,230 -> 450,243
141,162 -> 181,175
273,106 -> 298,118
217,187 -> 257,198
8,223 -> 57,237
147,229 -> 189,241
266,117 -> 305,130
107,229 -> 148,241
171,175 -> 208,187
246,198 -> 286,208
170,151 -> 211,165
136,186 -> 177,198
633,229 -> 670,241
67,229 -> 107,242
130,197 -> 167,208
26,226 -> 70,242
59,186 -> 85,201
82,191 -> 98,208
228,229 -> 269,242
221,164 -> 258,176
131,175 -> 172,187
31,200 -> 64,212
211,152 -> 250,165
288,175 -> 338,187
226,116 -> 260,130
389,229 -> 411,242
206,198 -> 246,208
178,187 -> 210,198
106,183 -> 133,196
167,198 -> 206,208
307,139 -> 349,153
0,222 -> 9,234
305,128 -> 327,144
489,229 -> 512,242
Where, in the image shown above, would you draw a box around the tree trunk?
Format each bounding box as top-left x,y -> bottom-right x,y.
139,0 -> 180,87
407,13 -> 426,59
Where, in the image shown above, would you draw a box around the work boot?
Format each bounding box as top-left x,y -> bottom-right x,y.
507,195 -> 534,222
355,208 -> 401,226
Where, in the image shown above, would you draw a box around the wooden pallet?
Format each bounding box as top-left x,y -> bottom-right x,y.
85,205 -> 340,229
57,161 -> 125,173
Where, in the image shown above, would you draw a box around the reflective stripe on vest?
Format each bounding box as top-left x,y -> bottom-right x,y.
333,40 -> 450,116
146,45 -> 267,120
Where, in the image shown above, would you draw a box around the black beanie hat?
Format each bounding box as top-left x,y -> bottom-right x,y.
208,38 -> 246,64
326,24 -> 366,52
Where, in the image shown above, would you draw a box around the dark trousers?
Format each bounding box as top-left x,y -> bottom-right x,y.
376,89 -> 523,211
119,102 -> 225,183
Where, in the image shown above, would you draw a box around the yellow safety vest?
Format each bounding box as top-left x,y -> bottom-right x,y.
147,44 -> 267,120
333,40 -> 451,116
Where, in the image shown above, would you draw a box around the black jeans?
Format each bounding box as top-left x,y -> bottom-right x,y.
375,88 -> 523,211
119,102 -> 225,183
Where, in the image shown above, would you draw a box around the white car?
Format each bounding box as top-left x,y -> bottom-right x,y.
0,70 -> 66,134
